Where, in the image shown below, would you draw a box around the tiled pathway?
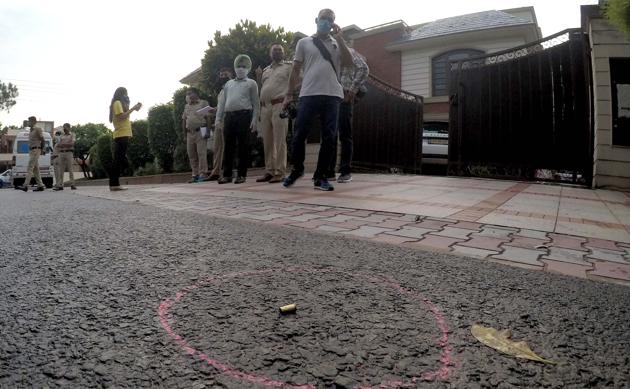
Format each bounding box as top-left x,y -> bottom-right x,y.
76,174 -> 630,286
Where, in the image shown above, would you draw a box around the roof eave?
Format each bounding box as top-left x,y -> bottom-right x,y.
386,23 -> 538,51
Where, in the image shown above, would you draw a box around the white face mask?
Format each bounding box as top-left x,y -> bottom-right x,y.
235,68 -> 248,79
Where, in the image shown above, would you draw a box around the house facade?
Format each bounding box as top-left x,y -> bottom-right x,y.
582,5 -> 630,189
346,8 -> 542,121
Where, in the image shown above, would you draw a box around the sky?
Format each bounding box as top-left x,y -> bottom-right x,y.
0,0 -> 597,130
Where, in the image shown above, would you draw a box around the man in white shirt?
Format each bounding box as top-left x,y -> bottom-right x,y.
282,8 -> 352,191
215,54 -> 260,184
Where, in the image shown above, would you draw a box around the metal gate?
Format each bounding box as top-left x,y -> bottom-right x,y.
448,29 -> 593,185
353,75 -> 424,172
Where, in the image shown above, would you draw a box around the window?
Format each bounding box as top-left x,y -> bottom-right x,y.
431,49 -> 484,97
611,58 -> 630,147
17,141 -> 29,153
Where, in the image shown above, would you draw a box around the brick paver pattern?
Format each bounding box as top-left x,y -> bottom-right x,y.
77,183 -> 630,287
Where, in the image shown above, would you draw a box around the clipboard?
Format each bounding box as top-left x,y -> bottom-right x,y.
196,105 -> 216,115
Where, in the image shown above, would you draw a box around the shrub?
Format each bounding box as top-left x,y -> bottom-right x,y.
127,120 -> 154,171
134,161 -> 160,176
173,143 -> 191,172
92,133 -> 113,178
73,123 -> 110,176
148,104 -> 177,173
88,144 -> 105,179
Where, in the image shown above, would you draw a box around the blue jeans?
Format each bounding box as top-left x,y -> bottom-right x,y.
290,95 -> 341,180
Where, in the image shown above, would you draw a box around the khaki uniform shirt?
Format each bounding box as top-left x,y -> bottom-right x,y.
28,126 -> 44,148
58,133 -> 75,152
260,62 -> 291,103
182,99 -> 209,131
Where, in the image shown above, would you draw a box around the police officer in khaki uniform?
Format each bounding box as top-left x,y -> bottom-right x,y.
18,116 -> 46,192
255,44 -> 292,183
53,123 -> 76,190
209,67 -> 233,181
182,89 -> 212,183
51,130 -> 62,187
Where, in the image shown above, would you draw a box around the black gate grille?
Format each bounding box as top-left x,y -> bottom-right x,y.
353,75 -> 424,172
448,29 -> 593,185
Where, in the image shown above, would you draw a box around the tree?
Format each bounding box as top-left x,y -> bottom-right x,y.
148,104 -> 177,173
201,20 -> 294,98
604,0 -> 630,38
127,120 -> 154,171
73,123 -> 110,179
0,81 -> 19,112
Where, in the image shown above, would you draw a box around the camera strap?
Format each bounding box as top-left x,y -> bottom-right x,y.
312,36 -> 339,80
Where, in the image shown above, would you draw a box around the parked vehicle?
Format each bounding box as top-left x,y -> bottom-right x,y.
11,130 -> 54,188
421,121 -> 449,165
0,169 -> 11,188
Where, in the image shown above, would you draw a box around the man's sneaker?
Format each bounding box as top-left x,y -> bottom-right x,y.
53,187 -> 64,191
256,173 -> 273,182
109,186 -> 128,191
234,176 -> 246,184
207,174 -> 220,181
196,175 -> 209,182
188,175 -> 199,183
70,185 -> 77,190
337,173 -> 352,183
218,177 -> 232,184
33,186 -> 45,192
282,171 -> 304,188
314,179 -> 334,191
18,186 -> 27,192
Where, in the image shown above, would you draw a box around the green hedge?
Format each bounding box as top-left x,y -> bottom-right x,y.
127,120 -> 154,171
148,104 -> 177,173
91,133 -> 113,179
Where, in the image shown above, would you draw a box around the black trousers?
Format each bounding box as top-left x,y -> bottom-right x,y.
109,136 -> 129,187
328,101 -> 353,176
222,110 -> 252,178
291,96 -> 341,180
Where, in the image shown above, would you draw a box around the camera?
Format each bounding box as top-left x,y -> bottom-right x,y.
279,102 -> 298,120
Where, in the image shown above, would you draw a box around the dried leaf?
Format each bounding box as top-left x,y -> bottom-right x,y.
471,324 -> 556,364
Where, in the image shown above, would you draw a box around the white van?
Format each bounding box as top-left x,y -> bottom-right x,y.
11,129 -> 54,188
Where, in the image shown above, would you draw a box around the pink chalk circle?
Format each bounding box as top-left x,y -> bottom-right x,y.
158,268 -> 455,388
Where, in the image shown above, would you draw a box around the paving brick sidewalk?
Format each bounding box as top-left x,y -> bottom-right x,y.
75,175 -> 630,287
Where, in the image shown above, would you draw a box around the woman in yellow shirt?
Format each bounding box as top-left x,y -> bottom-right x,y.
108,87 -> 141,191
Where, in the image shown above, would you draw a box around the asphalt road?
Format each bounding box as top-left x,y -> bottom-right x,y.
0,189 -> 628,388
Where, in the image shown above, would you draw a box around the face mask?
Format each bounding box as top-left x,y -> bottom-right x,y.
235,68 -> 248,79
317,19 -> 332,34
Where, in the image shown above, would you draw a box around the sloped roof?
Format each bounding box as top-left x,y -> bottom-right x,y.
406,10 -> 533,41
180,67 -> 204,87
